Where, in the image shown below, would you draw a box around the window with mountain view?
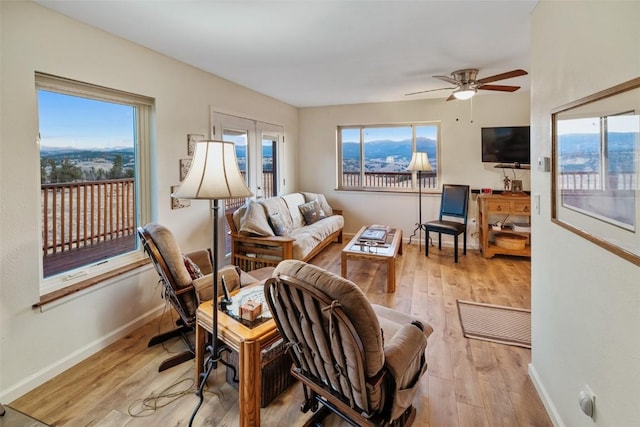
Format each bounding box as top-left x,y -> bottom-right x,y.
338,123 -> 439,191
36,73 -> 152,291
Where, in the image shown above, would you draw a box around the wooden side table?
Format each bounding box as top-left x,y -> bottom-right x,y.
196,298 -> 280,427
341,226 -> 403,292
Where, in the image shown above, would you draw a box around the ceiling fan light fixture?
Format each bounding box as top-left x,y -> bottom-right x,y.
453,86 -> 477,100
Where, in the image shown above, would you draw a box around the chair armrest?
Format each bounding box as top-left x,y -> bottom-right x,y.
383,323 -> 428,390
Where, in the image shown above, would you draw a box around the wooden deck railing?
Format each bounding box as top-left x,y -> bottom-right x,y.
342,171 -> 438,189
558,171 -> 636,190
41,179 -> 136,256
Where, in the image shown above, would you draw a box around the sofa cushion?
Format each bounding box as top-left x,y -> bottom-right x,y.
289,215 -> 344,259
260,197 -> 294,235
298,200 -> 327,225
183,254 -> 204,280
281,193 -> 306,229
268,212 -> 290,236
302,192 -> 334,216
232,200 -> 274,237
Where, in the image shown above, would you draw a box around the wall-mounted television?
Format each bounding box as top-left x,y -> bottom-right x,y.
481,126 -> 531,165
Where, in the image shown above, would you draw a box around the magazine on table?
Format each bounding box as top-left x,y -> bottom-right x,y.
359,225 -> 389,243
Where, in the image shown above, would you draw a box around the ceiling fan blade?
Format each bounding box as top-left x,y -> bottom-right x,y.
477,69 -> 528,84
405,87 -> 456,96
446,94 -> 456,101
478,84 -> 521,92
433,75 -> 461,86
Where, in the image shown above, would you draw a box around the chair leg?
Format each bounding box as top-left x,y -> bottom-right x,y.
438,233 -> 442,250
425,230 -> 429,257
454,234 -> 459,263
463,231 -> 467,255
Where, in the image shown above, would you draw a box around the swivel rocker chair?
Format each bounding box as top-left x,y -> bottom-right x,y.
265,260 -> 433,426
138,223 -> 245,371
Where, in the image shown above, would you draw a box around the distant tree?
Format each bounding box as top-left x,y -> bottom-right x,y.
108,155 -> 124,179
50,159 -> 82,183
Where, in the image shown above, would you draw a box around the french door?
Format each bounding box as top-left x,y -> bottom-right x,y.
211,111 -> 284,254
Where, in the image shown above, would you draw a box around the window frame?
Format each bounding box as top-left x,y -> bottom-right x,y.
337,122 -> 441,192
35,73 -> 153,299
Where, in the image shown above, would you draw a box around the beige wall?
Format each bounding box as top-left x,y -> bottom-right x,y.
529,1 -> 640,426
0,1 -> 297,401
298,93 -> 531,240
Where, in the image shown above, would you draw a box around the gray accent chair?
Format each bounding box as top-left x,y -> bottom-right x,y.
264,260 -> 433,426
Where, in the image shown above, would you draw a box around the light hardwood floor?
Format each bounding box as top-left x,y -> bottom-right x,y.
10,241 -> 551,427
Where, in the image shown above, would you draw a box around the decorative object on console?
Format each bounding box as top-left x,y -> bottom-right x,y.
172,140 -> 252,425
407,152 -> 433,249
511,179 -> 523,193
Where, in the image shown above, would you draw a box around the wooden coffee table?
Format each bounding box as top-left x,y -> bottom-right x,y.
195,293 -> 280,427
341,225 -> 403,292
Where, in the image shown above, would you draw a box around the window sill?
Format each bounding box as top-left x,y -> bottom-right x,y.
33,258 -> 150,309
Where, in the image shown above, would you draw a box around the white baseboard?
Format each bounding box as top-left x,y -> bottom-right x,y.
1,305 -> 164,403
528,363 -> 565,427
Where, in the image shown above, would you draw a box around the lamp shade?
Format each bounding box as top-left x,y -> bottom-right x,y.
407,152 -> 433,172
172,140 -> 252,200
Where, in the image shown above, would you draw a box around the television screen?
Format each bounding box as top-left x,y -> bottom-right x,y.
481,126 -> 531,164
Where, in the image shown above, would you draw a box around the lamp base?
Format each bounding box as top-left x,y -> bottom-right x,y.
408,222 -> 426,250
189,340 -> 236,426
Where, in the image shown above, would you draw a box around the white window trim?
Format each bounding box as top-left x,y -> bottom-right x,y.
35,72 -> 153,295
337,122 -> 441,192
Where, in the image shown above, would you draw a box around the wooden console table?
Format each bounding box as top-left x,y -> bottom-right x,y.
478,194 -> 531,258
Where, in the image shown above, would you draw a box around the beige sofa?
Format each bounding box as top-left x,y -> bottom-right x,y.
226,192 -> 343,271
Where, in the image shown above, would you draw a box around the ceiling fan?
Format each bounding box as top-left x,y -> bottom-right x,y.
406,68 -> 528,101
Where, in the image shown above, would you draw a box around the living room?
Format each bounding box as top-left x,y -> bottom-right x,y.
2,1 -> 640,427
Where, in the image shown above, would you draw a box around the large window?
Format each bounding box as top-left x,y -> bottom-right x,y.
36,73 -> 152,294
338,123 -> 440,191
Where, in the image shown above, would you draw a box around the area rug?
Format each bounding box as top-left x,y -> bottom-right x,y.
457,300 -> 531,348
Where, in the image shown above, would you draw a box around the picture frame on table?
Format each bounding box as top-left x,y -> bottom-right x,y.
551,76 -> 640,266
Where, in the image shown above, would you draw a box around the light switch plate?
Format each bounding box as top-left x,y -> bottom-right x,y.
538,156 -> 551,172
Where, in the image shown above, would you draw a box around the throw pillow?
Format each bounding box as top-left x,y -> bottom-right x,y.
268,212 -> 290,236
299,200 -> 327,225
183,254 -> 204,280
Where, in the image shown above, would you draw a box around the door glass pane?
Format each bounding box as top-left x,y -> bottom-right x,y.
363,126 -> 412,188
341,128 -> 361,187
415,125 -> 438,189
262,135 -> 277,198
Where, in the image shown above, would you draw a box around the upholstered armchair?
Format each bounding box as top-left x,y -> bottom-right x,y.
264,260 -> 433,426
138,223 -> 255,371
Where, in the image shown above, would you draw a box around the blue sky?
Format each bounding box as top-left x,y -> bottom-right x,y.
38,90 -> 134,149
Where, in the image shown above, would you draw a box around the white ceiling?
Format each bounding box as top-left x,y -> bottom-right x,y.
35,0 -> 537,108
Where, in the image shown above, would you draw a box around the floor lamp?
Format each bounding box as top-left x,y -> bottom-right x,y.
172,140 -> 252,425
407,152 -> 433,250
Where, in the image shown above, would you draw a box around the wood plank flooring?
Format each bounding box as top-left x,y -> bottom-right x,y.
10,241 -> 551,426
